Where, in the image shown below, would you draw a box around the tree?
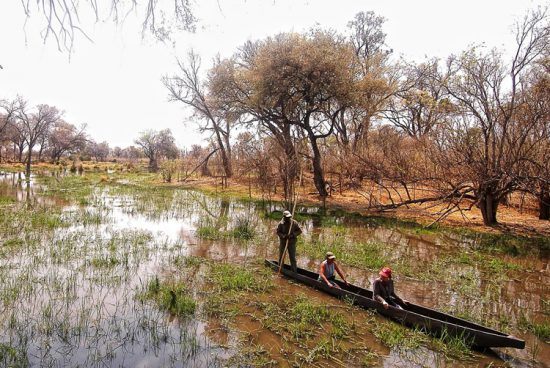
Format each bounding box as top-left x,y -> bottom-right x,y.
207,46 -> 301,198
164,51 -> 233,177
12,99 -> 61,178
48,121 -> 88,163
86,140 -> 110,162
436,9 -> 549,225
135,129 -> 178,172
521,57 -> 550,219
384,60 -> 453,138
225,32 -> 357,197
121,145 -> 144,161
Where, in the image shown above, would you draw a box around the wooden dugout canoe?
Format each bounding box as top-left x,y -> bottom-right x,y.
265,259 -> 525,349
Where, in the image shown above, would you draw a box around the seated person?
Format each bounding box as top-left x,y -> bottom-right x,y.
318,252 -> 349,289
372,267 -> 409,309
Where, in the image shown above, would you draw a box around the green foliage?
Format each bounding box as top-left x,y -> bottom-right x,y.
209,263 -> 271,292
532,322 -> 550,340
231,216 -> 256,240
372,321 -> 424,349
0,343 -> 28,368
143,276 -> 196,317
196,225 -> 223,239
433,328 -> 474,359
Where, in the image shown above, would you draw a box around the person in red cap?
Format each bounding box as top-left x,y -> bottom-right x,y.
372,267 -> 408,309
318,251 -> 349,288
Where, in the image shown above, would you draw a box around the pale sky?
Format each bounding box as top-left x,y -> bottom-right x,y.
0,0 -> 546,148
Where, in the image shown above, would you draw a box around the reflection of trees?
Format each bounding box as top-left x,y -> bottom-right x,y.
25,181 -> 32,209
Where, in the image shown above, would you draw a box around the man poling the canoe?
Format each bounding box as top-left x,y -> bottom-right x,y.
277,210 -> 302,273
318,251 -> 349,288
372,267 -> 409,309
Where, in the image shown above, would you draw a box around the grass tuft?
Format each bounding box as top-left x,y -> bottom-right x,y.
142,276 -> 196,317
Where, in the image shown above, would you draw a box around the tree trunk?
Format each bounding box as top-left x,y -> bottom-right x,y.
281,143 -> 299,200
539,185 -> 550,220
149,157 -> 158,172
219,148 -> 232,178
223,129 -> 233,178
478,192 -> 499,225
201,160 -> 211,176
308,134 -> 328,197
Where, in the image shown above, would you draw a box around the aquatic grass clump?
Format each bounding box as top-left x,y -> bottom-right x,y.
372,321 -> 426,349
173,255 -> 205,267
195,216 -> 260,241
485,258 -> 521,273
89,256 -> 121,268
37,174 -> 95,203
0,343 -> 28,368
256,295 -> 351,343
531,322 -> 550,340
209,263 -> 272,292
231,216 -> 256,240
348,242 -> 387,270
196,225 -> 223,240
431,328 -> 474,360
0,204 -> 67,237
519,313 -> 550,340
300,235 -> 388,273
0,195 -> 15,205
143,276 -> 196,317
202,262 -> 273,320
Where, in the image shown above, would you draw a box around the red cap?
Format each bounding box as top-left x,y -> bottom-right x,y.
379,267 -> 392,278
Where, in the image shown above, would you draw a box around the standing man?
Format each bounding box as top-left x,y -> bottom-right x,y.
277,210 -> 302,273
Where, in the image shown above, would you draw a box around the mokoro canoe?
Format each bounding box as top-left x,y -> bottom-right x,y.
265,259 -> 525,349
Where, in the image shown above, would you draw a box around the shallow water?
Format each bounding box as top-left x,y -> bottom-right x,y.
0,172 -> 548,367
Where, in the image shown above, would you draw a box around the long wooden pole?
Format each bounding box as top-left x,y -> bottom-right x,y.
278,168 -> 301,275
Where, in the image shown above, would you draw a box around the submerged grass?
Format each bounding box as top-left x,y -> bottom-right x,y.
518,313 -> 550,341
208,262 -> 273,293
0,170 -> 546,367
0,343 -> 28,368
196,215 -> 257,241
142,276 -> 196,317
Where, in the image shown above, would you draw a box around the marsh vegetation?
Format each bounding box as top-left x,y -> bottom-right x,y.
0,169 -> 548,367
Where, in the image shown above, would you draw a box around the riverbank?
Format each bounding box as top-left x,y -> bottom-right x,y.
2,162 -> 548,238
169,175 -> 550,239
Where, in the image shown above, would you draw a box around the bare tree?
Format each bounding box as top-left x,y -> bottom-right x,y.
435,9 -> 549,225
12,99 -> 61,178
384,60 -> 454,138
86,140 -> 110,162
135,129 -> 178,172
48,121 -> 88,163
163,51 -> 233,177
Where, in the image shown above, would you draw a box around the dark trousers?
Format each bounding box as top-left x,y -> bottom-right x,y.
279,238 -> 297,273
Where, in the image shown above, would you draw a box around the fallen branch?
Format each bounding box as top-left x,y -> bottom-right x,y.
179,148 -> 219,182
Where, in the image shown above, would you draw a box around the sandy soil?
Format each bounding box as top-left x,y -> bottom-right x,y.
175,176 -> 550,238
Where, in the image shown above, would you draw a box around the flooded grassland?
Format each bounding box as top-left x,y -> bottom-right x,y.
0,170 -> 548,367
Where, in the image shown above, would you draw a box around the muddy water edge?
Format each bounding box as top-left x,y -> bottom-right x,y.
0,170 -> 548,367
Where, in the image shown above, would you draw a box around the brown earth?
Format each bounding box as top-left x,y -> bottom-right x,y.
173,175 -> 550,238
2,162 -> 547,237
